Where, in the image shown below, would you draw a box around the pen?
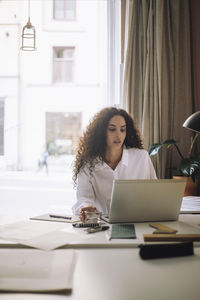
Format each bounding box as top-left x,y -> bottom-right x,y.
49,214 -> 72,220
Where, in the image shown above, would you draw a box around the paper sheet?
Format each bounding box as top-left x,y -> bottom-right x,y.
22,228 -> 93,250
0,220 -> 94,250
0,220 -> 67,242
0,249 -> 76,292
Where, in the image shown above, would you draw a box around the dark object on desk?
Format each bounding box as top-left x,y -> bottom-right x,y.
50,214 -> 72,220
72,223 -> 100,228
139,242 -> 194,260
86,226 -> 110,234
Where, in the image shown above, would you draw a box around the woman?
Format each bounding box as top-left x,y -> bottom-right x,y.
72,107 -> 157,220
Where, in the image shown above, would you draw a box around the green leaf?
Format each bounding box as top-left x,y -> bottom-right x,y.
148,140 -> 178,156
148,143 -> 163,155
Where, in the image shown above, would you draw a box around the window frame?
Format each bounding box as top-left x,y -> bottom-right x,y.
53,0 -> 76,21
53,46 -> 76,84
107,0 -> 121,107
0,98 -> 4,156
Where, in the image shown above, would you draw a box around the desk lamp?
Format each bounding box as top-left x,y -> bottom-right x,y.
183,111 -> 200,133
182,111 -> 200,186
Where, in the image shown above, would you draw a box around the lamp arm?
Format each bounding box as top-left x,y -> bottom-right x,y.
189,133 -> 200,156
174,144 -> 184,160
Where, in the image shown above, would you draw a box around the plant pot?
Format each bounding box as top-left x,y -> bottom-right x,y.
173,176 -> 199,197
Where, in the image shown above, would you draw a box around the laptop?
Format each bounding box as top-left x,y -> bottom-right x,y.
101,179 -> 186,223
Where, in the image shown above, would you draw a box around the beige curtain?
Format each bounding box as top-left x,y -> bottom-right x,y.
123,0 -> 194,178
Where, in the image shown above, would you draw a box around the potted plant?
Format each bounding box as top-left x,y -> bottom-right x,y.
149,135 -> 200,195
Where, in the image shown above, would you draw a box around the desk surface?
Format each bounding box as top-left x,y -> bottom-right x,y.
1,214 -> 200,249
0,214 -> 200,300
0,247 -> 200,300
0,214 -> 200,250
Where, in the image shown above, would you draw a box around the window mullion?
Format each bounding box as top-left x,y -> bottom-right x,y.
107,0 -> 121,107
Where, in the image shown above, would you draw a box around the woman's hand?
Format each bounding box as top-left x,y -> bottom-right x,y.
80,206 -> 99,223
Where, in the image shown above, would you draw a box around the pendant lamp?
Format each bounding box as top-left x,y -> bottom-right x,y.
21,0 -> 36,51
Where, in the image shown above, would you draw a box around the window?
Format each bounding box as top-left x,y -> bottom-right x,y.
53,47 -> 75,83
53,0 -> 76,21
46,112 -> 81,155
0,100 -> 4,155
1,0 -> 122,175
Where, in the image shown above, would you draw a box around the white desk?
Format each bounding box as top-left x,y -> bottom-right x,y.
1,214 -> 200,249
0,214 -> 200,300
0,247 -> 200,300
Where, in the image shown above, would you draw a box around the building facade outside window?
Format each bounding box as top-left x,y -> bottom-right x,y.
53,0 -> 76,21
46,112 -> 81,155
53,47 -> 75,83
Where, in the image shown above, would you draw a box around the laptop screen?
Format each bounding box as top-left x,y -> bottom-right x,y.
107,179 -> 186,223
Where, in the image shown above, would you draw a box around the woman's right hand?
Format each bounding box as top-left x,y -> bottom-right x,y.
80,206 -> 99,222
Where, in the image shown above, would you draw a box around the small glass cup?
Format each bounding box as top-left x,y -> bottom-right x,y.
85,211 -> 102,224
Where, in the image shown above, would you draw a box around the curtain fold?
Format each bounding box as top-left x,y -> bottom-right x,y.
123,0 -> 194,178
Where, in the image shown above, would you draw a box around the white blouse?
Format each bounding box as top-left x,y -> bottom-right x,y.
72,148 -> 157,215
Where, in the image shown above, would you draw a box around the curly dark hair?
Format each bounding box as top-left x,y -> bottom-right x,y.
72,107 -> 143,184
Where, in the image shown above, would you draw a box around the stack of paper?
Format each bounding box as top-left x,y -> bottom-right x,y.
180,196 -> 200,213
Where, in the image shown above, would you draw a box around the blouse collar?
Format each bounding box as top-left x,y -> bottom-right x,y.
94,147 -> 129,171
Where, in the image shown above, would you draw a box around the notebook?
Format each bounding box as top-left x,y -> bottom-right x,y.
101,179 -> 186,223
109,224 -> 136,239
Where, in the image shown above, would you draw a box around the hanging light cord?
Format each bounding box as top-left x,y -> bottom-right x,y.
28,0 -> 30,21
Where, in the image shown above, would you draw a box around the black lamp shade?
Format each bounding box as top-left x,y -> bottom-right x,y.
183,111 -> 200,133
